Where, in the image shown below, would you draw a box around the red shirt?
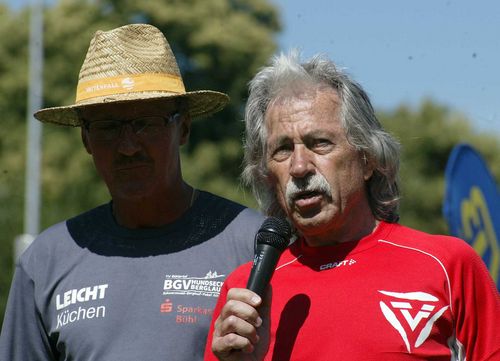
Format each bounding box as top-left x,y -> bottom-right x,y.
205,222 -> 500,360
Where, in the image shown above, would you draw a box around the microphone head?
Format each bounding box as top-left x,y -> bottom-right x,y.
255,217 -> 291,252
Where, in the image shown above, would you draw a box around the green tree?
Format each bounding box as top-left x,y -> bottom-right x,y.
0,4 -> 30,324
379,100 -> 500,234
0,0 -> 280,325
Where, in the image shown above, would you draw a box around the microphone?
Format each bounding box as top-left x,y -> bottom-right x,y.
246,217 -> 291,297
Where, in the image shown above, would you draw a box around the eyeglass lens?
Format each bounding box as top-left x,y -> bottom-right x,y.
87,114 -> 178,141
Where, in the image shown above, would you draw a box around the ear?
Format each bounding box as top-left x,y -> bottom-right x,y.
362,152 -> 375,181
179,114 -> 191,145
81,128 -> 92,154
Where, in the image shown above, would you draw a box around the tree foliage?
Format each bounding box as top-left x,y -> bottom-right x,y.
379,100 -> 500,234
0,0 -> 280,325
1,1 -> 499,328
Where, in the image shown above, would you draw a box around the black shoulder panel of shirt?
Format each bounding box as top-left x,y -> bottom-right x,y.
66,191 -> 247,257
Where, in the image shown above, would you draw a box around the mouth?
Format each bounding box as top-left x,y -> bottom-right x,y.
292,191 -> 324,208
115,163 -> 151,171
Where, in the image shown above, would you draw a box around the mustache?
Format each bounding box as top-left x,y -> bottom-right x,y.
113,154 -> 153,168
285,174 -> 332,206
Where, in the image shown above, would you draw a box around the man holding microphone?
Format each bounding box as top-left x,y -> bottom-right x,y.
205,52 -> 500,360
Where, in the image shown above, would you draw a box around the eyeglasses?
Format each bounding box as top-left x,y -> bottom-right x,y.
85,113 -> 180,142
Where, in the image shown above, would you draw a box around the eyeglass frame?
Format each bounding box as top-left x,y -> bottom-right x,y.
81,112 -> 182,142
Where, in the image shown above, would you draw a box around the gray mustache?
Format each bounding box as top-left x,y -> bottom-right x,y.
285,174 -> 332,205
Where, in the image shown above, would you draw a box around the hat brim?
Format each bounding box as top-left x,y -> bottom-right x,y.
34,90 -> 229,126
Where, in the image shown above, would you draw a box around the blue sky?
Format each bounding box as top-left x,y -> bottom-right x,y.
5,0 -> 500,135
272,0 -> 500,135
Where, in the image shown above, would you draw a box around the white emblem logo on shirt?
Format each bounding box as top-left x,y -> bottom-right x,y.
163,270 -> 225,297
55,284 -> 108,329
319,258 -> 356,271
378,290 -> 449,353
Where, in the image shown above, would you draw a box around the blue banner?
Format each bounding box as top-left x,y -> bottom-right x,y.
443,144 -> 500,290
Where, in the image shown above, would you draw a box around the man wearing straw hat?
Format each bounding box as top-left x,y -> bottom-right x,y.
0,24 -> 264,360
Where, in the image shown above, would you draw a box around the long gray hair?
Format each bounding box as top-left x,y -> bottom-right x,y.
242,52 -> 401,222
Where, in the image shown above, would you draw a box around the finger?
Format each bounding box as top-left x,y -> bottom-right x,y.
227,287 -> 262,307
212,332 -> 256,357
220,298 -> 262,328
211,288 -> 265,359
217,313 -> 260,345
221,288 -> 262,327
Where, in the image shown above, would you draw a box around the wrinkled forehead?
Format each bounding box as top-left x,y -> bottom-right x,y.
268,82 -> 338,110
262,85 -> 346,150
266,84 -> 341,122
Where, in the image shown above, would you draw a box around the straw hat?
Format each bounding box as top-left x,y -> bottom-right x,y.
34,24 -> 230,126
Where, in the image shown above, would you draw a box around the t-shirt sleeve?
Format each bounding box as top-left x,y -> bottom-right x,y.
450,241 -> 500,360
0,263 -> 56,361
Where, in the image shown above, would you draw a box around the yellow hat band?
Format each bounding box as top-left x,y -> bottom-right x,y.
75,73 -> 186,103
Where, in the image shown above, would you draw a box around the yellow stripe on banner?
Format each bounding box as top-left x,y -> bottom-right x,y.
75,73 -> 186,103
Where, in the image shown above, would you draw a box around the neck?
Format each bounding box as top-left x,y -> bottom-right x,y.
112,183 -> 196,229
302,206 -> 379,247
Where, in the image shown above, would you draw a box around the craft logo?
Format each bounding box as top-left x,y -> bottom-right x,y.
55,284 -> 108,329
319,258 -> 356,271
163,270 -> 225,298
378,290 -> 448,353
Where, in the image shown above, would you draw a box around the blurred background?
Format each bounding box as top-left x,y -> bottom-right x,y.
1,0 -> 499,326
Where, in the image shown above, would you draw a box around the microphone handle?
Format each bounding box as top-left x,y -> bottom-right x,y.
246,243 -> 282,297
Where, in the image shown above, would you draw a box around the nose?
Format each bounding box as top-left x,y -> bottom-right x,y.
289,145 -> 315,178
116,125 -> 142,156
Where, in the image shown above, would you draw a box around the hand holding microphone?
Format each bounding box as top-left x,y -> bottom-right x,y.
211,218 -> 291,360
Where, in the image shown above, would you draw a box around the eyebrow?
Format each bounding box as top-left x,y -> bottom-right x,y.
269,129 -> 336,145
267,135 -> 292,149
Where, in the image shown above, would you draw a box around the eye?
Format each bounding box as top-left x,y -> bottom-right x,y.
132,118 -> 148,130
310,138 -> 334,153
270,143 -> 293,161
132,116 -> 164,134
89,120 -> 120,132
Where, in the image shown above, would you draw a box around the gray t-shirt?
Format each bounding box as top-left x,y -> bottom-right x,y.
0,191 -> 265,361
